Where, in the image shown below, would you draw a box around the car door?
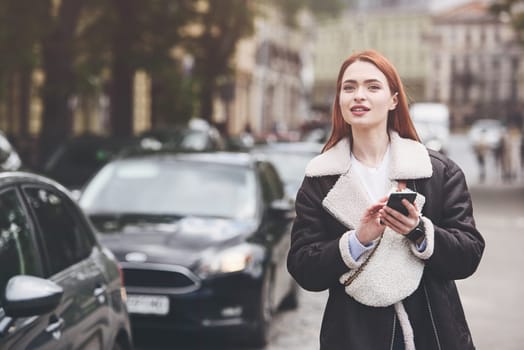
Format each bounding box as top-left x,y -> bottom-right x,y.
256,161 -> 295,308
22,185 -> 112,350
0,186 -> 52,350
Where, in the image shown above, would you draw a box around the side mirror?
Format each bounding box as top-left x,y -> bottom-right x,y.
269,198 -> 295,220
2,275 -> 63,318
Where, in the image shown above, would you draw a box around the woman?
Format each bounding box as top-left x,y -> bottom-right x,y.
287,50 -> 485,350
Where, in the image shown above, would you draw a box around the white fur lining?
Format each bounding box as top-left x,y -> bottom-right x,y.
395,302 -> 416,350
338,231 -> 360,269
338,227 -> 425,307
305,131 -> 433,179
410,216 -> 435,260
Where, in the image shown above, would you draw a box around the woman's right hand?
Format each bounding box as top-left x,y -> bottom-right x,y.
355,197 -> 388,245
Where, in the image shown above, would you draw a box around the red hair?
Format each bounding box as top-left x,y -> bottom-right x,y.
323,50 -> 420,152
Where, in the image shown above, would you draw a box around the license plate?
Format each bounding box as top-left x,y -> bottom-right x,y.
126,295 -> 170,315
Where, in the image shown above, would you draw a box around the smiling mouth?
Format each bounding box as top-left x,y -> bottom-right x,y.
350,106 -> 370,112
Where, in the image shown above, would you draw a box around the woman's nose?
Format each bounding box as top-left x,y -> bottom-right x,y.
353,86 -> 365,100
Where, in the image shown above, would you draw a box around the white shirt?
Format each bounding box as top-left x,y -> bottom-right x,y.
351,145 -> 391,202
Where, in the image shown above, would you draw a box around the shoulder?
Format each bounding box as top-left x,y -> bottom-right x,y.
305,138 -> 350,177
428,150 -> 463,177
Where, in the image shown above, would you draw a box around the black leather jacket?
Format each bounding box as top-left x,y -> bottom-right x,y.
287,135 -> 485,350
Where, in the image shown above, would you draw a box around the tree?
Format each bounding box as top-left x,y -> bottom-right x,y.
0,0 -> 47,142
39,0 -> 86,166
189,0 -> 344,124
189,0 -> 254,123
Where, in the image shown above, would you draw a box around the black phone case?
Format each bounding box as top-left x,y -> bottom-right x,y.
386,192 -> 416,216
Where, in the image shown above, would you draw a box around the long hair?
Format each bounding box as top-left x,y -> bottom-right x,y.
322,50 -> 420,152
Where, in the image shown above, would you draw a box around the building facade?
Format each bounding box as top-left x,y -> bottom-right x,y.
223,5 -> 314,138
427,1 -> 522,128
311,1 -> 433,116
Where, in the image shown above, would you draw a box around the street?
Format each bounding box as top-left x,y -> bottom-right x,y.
136,133 -> 524,350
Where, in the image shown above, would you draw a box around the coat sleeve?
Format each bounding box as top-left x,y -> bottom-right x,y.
425,158 -> 485,280
287,176 -> 351,291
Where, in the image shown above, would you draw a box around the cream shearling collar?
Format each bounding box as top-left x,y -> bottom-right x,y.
305,131 -> 433,180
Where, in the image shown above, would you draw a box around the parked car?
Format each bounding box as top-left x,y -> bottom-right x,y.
250,141 -> 321,200
41,133 -> 133,195
468,118 -> 507,151
409,102 -> 450,154
0,172 -> 133,350
124,119 -> 227,156
0,130 -> 22,171
78,151 -> 298,346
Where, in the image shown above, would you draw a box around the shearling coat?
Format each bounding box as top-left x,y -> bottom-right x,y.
287,132 -> 485,350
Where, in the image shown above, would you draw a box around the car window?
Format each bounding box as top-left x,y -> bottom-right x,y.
257,161 -> 284,203
0,188 -> 41,307
81,160 -> 257,220
23,186 -> 94,276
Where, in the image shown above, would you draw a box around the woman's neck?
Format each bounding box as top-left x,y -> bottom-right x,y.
351,129 -> 390,168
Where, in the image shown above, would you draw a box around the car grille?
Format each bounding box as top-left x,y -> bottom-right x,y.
121,263 -> 200,294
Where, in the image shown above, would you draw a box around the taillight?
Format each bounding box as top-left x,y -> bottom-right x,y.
117,263 -> 128,302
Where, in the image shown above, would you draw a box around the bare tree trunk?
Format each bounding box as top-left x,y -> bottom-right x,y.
110,0 -> 138,138
39,0 -> 85,167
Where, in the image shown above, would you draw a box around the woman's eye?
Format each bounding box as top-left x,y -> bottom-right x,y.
368,85 -> 381,91
343,85 -> 355,92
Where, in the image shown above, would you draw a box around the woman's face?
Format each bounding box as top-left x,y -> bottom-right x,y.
339,60 -> 398,132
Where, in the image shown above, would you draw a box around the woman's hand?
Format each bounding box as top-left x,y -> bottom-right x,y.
356,197 -> 388,245
379,197 -> 420,235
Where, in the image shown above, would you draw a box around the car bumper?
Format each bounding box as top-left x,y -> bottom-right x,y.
125,272 -> 264,333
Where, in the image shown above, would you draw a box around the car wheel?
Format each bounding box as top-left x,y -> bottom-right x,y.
250,272 -> 273,347
112,343 -> 122,350
279,281 -> 299,311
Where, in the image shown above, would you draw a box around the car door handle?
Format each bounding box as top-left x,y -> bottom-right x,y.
45,317 -> 64,340
94,285 -> 107,304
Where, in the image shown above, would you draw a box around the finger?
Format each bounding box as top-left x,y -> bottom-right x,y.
379,215 -> 405,233
381,206 -> 407,223
402,199 -> 420,218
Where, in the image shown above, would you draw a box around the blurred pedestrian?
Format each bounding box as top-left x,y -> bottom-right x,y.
501,125 -> 522,183
287,50 -> 485,350
473,134 -> 489,183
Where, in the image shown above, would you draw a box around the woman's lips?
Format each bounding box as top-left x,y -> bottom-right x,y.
350,105 -> 370,116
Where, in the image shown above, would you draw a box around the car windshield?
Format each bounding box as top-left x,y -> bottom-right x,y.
256,152 -> 312,184
80,159 -> 257,220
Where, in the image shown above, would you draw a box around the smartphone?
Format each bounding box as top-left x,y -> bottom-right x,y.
386,192 -> 416,216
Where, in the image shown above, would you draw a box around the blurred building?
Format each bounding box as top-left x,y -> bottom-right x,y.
312,0 -> 433,114
426,1 -> 523,128
225,4 -> 314,138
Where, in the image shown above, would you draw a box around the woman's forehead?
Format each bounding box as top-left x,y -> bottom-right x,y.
342,60 -> 388,84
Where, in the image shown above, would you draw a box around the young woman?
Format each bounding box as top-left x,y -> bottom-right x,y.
287,50 -> 485,350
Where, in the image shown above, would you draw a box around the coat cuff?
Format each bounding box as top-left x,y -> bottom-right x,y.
339,230 -> 376,269
410,216 -> 434,260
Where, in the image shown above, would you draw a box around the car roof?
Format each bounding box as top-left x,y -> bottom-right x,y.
0,171 -> 72,193
251,141 -> 322,154
115,151 -> 260,168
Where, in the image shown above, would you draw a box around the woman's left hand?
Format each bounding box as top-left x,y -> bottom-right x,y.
379,198 -> 420,235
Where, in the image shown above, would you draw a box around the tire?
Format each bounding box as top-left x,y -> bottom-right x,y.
112,342 -> 123,350
249,272 -> 273,347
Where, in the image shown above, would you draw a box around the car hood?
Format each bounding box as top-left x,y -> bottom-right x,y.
94,215 -> 258,266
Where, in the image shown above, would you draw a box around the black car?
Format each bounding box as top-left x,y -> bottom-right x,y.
78,152 -> 298,346
250,141 -> 321,200
41,133 -> 134,193
122,119 -> 228,157
0,172 -> 133,349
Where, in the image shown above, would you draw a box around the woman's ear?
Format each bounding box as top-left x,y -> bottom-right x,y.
389,92 -> 398,110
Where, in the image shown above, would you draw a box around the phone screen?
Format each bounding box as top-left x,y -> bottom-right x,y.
386,192 -> 416,216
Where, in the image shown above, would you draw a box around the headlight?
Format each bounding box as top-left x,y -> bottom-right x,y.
196,243 -> 265,279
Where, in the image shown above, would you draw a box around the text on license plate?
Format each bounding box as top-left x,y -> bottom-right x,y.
126,295 -> 170,315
